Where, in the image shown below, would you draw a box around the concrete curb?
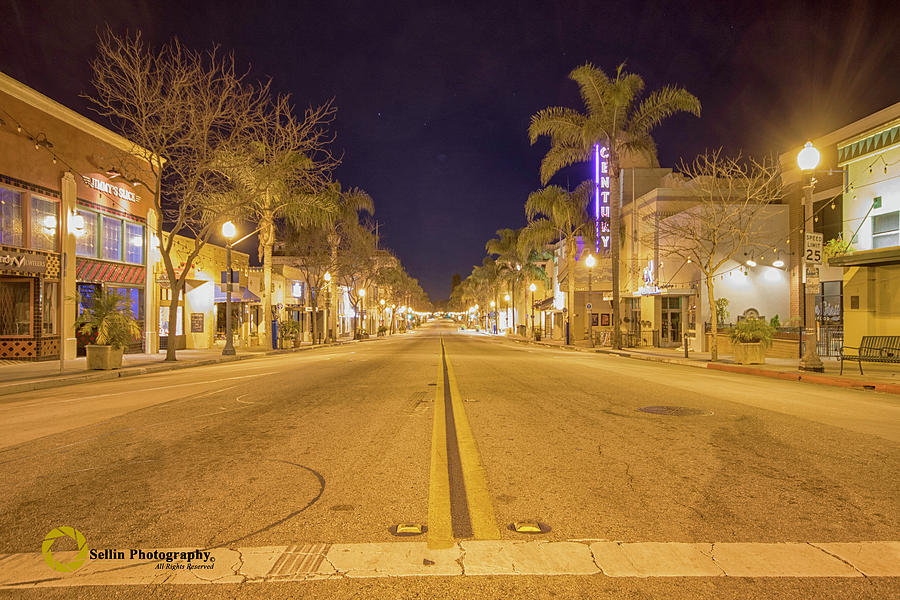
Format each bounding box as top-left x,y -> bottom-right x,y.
0,339 -> 364,398
2,539 -> 898,587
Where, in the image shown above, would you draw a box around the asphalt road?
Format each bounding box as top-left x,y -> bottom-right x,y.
1,319 -> 897,599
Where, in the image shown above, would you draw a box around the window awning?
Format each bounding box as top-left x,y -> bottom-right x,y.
535,297 -> 555,310
213,286 -> 261,303
828,247 -> 900,267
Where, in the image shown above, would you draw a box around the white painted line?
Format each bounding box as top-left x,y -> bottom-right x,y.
1,540 -> 898,588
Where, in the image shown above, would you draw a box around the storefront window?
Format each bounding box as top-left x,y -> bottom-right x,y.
107,285 -> 144,321
102,216 -> 122,261
75,210 -> 97,257
872,211 -> 898,249
0,187 -> 24,247
125,222 -> 144,264
30,196 -> 58,251
0,279 -> 32,336
42,281 -> 58,334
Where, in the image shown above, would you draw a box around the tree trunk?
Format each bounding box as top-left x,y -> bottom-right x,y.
610,166 -> 621,350
328,235 -> 339,341
166,287 -> 179,361
261,213 -> 274,350
310,292 -> 318,345
566,238 -> 575,345
707,275 -> 718,361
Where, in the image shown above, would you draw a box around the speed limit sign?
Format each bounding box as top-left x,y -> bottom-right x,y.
804,232 -> 823,265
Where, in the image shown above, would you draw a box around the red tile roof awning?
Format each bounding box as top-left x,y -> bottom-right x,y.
76,259 -> 146,285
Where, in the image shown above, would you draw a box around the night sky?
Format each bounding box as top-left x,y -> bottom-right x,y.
2,0 -> 898,302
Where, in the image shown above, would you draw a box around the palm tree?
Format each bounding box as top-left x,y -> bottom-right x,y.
218,94 -> 338,348
316,182 -> 373,340
529,63 -> 700,347
522,183 -> 594,344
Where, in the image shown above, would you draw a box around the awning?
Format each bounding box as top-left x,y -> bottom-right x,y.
535,297 -> 555,311
828,247 -> 900,267
213,286 -> 261,303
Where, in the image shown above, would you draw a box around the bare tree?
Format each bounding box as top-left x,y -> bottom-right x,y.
653,151 -> 783,360
88,30 -> 265,360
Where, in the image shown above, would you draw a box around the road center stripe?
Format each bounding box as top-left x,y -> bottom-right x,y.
443,341 -> 500,540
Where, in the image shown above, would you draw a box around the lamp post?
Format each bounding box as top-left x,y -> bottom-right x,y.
358,288 -> 366,336
504,293 -> 511,334
585,253 -> 596,347
797,141 -> 824,372
490,300 -> 496,334
323,271 -> 331,343
221,220 -> 237,356
380,298 -> 386,333
529,282 -> 537,339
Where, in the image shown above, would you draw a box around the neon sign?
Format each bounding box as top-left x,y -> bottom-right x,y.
594,144 -> 610,253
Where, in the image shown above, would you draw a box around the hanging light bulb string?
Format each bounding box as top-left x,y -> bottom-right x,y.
0,103 -> 91,184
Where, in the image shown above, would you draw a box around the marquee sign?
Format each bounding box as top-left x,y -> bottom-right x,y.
594,145 -> 610,253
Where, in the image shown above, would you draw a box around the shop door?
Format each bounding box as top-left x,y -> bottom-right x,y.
661,296 -> 682,346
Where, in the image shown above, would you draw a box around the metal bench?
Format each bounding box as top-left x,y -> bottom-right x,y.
839,335 -> 900,375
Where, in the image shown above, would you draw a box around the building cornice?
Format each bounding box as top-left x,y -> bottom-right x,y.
0,71 -> 151,160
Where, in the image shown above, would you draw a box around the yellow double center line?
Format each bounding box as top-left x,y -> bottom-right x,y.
428,337 -> 500,549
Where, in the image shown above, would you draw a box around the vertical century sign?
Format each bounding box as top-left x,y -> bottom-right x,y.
594,144 -> 610,253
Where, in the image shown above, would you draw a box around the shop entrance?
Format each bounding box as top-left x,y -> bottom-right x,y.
660,296 -> 682,346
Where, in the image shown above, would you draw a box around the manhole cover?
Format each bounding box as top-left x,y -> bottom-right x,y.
637,406 -> 711,416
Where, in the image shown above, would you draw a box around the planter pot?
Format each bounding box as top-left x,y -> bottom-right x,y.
86,344 -> 124,370
733,342 -> 766,365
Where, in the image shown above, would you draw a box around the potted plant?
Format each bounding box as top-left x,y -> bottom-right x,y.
729,317 -> 774,364
75,290 -> 142,370
278,318 -> 302,348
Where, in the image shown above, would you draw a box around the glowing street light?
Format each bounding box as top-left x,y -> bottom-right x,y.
797,141 -> 824,372
221,221 -> 237,356
529,283 -> 537,340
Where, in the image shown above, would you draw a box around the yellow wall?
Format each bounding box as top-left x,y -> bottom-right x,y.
843,264 -> 900,347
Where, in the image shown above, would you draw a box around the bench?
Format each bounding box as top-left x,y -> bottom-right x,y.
840,335 -> 900,375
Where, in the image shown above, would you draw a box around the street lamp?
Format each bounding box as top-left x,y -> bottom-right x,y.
504,293 -> 511,334
529,282 -> 537,340
323,271 -> 332,343
797,141 -> 824,372
221,220 -> 237,356
585,253 -> 596,347
490,300 -> 496,334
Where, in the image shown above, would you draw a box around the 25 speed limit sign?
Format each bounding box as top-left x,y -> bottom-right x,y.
804,232 -> 823,265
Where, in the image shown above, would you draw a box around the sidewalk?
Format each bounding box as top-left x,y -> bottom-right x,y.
500,334 -> 900,395
0,339 -> 362,398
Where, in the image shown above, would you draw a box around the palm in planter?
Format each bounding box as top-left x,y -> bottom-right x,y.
75,290 -> 142,370
729,318 -> 774,365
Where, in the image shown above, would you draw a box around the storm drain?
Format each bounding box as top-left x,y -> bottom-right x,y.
637,405 -> 712,416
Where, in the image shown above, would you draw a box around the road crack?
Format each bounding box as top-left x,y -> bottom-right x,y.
807,542 -> 868,579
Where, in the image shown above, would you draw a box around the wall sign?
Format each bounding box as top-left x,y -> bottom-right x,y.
82,175 -> 137,202
594,145 -> 611,253
190,312 -> 204,333
638,260 -> 661,295
0,251 -> 47,274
